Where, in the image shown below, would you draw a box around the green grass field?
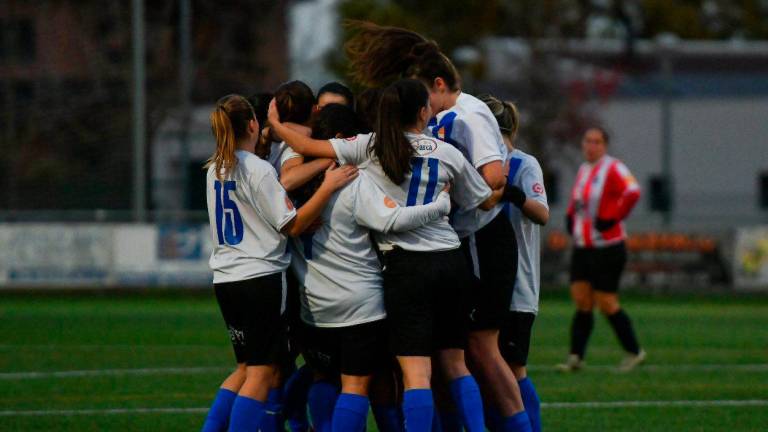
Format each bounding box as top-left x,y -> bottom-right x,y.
1,291 -> 766,431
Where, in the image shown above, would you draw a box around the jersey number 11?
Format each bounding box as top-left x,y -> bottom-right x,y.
214,181 -> 244,245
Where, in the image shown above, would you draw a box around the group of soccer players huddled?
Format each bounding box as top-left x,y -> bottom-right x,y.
200,20 -> 641,432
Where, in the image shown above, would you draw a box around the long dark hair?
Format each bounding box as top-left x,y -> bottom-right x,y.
345,20 -> 460,90
371,79 -> 428,185
274,80 -> 315,124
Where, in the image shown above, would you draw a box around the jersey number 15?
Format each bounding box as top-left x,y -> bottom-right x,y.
214,181 -> 244,245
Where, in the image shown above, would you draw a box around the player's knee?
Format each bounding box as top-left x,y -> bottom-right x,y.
596,297 -> 620,315
341,375 -> 371,396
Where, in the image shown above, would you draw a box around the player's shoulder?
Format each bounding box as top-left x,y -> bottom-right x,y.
237,150 -> 276,180
512,149 -> 543,170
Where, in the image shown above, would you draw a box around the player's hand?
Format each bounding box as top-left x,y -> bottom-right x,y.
435,186 -> 452,216
320,164 -> 358,192
305,217 -> 324,233
502,184 -> 526,208
595,217 -> 617,232
267,98 -> 281,125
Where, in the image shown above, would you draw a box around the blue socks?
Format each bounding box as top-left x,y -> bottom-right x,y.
201,388 -> 238,432
403,389 -> 434,432
260,388 -> 284,432
372,404 -> 403,432
308,380 -> 339,432
518,378 -> 541,432
284,365 -> 313,432
228,395 -> 268,432
332,393 -> 369,432
501,411 -> 532,432
448,375 -> 485,432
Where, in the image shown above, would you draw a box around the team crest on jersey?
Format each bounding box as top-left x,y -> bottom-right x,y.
413,138 -> 438,155
285,196 -> 295,210
532,183 -> 544,194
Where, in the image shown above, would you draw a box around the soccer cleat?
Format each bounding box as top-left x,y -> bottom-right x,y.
617,349 -> 646,372
555,354 -> 585,372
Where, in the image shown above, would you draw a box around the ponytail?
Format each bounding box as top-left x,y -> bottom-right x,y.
206,94 -> 255,181
479,94 -> 520,141
345,20 -> 460,90
371,79 -> 428,185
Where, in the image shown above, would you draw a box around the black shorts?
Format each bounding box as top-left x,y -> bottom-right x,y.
570,242 -> 627,293
285,269 -> 304,356
214,272 -> 288,366
383,247 -> 472,357
301,319 -> 389,377
461,211 -> 518,331
498,311 -> 536,366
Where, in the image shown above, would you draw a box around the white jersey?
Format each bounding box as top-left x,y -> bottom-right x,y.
206,150 -> 296,283
429,92 -> 508,238
292,171 -> 450,328
504,149 -> 548,314
267,141 -> 302,175
329,132 -> 492,252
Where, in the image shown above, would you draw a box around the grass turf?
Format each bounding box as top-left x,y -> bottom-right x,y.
0,291 -> 766,431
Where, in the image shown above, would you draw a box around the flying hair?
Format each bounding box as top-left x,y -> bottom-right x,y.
344,20 -> 460,90
371,79 -> 428,185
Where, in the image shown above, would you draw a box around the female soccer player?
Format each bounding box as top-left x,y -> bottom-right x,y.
316,81 -> 355,109
558,127 -> 645,372
200,94 -> 358,432
269,78 -> 496,432
343,21 -> 531,432
291,109 -> 454,432
481,95 -> 549,432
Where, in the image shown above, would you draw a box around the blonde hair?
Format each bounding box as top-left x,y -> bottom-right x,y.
206,94 -> 255,181
479,94 -> 520,142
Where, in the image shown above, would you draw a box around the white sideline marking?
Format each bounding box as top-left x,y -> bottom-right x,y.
1,363 -> 766,381
1,400 -> 766,417
528,363 -> 768,372
0,407 -> 208,417
542,399 -> 768,409
0,367 -> 227,380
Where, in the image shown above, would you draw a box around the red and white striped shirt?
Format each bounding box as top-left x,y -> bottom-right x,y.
567,155 -> 640,248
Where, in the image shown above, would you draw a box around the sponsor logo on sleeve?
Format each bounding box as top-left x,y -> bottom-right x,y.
384,196 -> 397,209
345,136 -> 357,141
532,183 -> 545,194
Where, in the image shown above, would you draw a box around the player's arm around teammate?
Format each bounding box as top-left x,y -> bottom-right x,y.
341,22 -> 533,431
200,94 -> 356,432
558,127 -> 644,373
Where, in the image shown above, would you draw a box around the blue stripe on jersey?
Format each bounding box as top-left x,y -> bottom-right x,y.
428,117 -> 438,128
507,158 -> 523,185
503,158 -> 524,218
431,112 -> 471,160
406,157 -> 425,206
423,158 -> 440,204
